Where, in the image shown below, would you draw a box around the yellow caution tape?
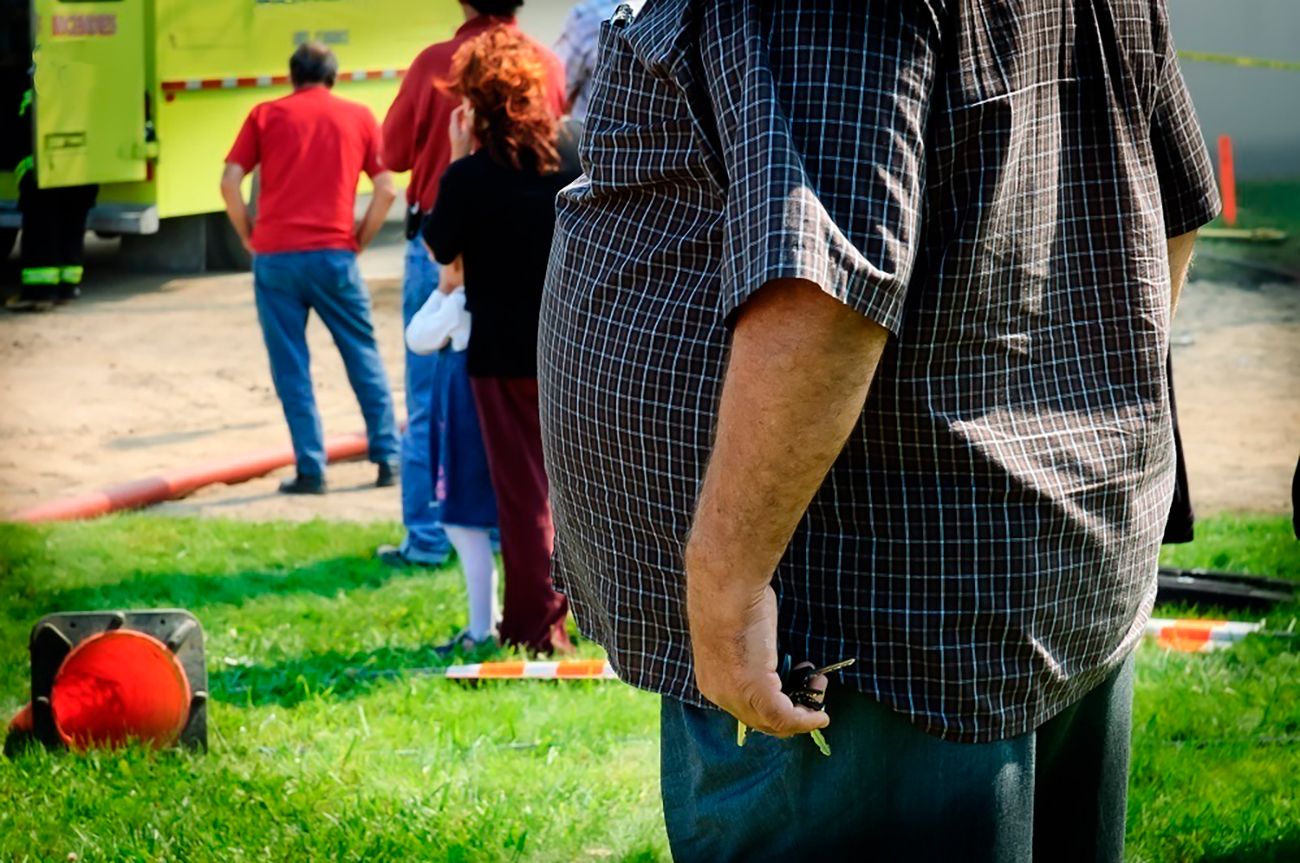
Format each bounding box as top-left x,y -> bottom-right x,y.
1179,51 -> 1300,72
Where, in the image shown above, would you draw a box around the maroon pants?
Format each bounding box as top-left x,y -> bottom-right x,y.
471,377 -> 571,654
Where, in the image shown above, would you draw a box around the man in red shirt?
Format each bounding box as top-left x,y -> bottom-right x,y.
221,42 -> 400,495
376,1 -> 564,566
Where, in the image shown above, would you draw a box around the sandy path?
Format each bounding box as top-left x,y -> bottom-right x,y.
1,237 -> 1297,522
1169,270 -> 1299,514
1,229 -> 412,523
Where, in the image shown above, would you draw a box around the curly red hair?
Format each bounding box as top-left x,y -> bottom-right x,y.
445,27 -> 560,174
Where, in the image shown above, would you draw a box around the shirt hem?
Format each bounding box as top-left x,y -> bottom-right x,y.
596,628 -> 1149,745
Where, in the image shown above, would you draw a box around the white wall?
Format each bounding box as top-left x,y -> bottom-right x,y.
1170,0 -> 1300,179
521,1 -> 1300,180
516,0 -> 573,46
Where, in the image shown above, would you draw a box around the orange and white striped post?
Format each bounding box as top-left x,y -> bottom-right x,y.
1144,617 -> 1261,652
1217,134 -> 1238,226
443,659 -> 618,680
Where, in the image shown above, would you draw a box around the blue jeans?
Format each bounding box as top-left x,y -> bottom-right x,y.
432,347 -> 498,529
253,249 -> 399,478
660,654 -> 1134,863
399,237 -> 450,562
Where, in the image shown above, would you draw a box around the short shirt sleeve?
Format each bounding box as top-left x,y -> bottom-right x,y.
701,3 -> 941,334
226,109 -> 261,172
1149,13 -> 1220,237
360,108 -> 385,178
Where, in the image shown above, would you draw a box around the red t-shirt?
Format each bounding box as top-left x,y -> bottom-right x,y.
226,87 -> 385,255
382,16 -> 566,212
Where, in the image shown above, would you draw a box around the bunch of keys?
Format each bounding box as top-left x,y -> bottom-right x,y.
781,655 -> 856,709
736,655 -> 856,747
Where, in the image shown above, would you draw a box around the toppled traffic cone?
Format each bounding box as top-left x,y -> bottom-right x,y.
4,703 -> 35,756
4,610 -> 208,757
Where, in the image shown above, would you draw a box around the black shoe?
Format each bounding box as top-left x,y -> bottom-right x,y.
6,286 -> 55,311
279,474 -> 326,495
54,285 -> 81,304
376,462 -> 398,488
433,628 -> 500,658
375,543 -> 448,567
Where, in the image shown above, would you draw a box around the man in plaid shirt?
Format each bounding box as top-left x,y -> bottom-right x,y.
540,1 -> 1219,858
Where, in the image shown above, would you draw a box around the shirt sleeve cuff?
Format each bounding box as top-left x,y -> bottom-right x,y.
721,186 -> 913,335
1163,184 -> 1222,238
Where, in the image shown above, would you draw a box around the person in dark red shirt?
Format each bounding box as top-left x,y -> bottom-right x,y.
375,0 -> 564,568
221,42 -> 400,496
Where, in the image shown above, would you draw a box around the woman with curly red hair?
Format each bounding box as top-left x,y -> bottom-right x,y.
423,27 -> 581,656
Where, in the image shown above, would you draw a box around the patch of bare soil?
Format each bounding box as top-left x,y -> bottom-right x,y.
0,243 -> 1296,523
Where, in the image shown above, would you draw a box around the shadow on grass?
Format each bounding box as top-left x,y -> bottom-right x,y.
4,556 -> 435,623
210,643 -> 453,707
1199,835 -> 1300,863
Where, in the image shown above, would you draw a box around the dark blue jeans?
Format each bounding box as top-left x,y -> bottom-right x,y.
253,249 -> 399,478
661,654 -> 1134,863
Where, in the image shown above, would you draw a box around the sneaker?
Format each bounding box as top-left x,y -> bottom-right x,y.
433,628 -> 499,658
6,287 -> 54,312
54,285 -> 81,304
376,543 -> 448,567
375,462 -> 398,488
278,474 -> 327,495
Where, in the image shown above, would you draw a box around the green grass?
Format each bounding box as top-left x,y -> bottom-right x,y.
1130,515 -> 1300,863
0,519 -> 664,862
0,514 -> 1296,862
1199,179 -> 1300,274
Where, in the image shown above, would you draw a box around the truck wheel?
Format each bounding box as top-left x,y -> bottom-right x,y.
204,213 -> 251,271
0,228 -> 16,261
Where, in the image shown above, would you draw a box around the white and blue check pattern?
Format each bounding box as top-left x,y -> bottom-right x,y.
540,0 -> 1220,743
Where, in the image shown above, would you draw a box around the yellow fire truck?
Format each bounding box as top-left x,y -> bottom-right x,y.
1,0 -> 456,270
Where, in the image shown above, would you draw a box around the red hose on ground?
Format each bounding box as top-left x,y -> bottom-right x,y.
13,432 -> 370,523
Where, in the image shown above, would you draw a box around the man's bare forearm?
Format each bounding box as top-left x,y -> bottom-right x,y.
219,164 -> 252,250
356,172 -> 397,251
683,279 -> 891,734
1167,230 -> 1197,319
686,279 -> 891,594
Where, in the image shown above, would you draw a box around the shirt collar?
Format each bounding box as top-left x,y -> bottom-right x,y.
455,15 -> 517,38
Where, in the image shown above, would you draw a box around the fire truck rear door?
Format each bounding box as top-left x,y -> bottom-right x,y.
31,0 -> 146,187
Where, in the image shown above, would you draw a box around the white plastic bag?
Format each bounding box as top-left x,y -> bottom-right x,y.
405,287 -> 471,355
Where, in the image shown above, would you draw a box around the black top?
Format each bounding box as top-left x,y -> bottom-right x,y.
424,132 -> 581,378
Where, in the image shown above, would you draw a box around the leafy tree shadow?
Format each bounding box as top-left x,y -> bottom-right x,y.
1199,835 -> 1300,863
6,556 -> 435,623
211,643 -> 455,707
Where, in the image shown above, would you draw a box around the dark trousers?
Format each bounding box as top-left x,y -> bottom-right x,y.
470,377 -> 571,654
18,172 -> 97,291
661,654 -> 1135,863
1163,354 -> 1194,544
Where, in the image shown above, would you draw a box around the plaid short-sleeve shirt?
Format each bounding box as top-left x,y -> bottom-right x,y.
540,0 -> 1219,742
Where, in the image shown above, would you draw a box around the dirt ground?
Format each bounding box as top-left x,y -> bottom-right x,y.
1,232 -> 1297,523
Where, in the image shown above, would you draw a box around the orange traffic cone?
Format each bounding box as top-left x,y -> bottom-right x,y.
49,630 -> 192,749
5,610 -> 207,756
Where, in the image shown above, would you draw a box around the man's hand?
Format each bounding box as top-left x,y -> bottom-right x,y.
685,278 -> 890,734
686,564 -> 828,737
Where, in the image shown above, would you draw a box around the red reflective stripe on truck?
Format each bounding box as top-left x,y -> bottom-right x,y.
160,69 -> 405,93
